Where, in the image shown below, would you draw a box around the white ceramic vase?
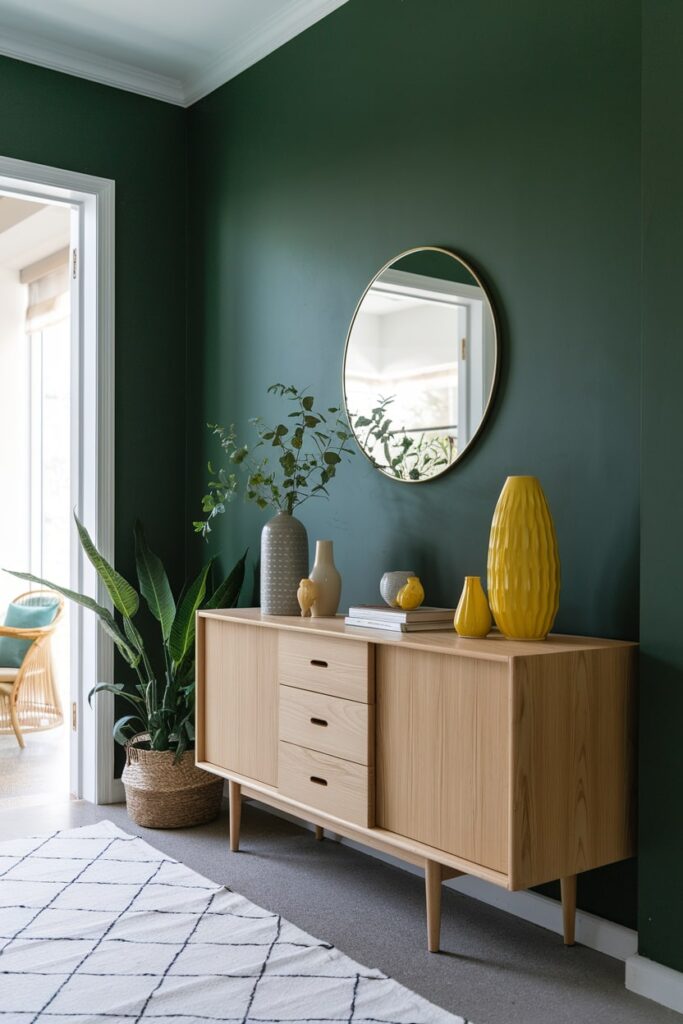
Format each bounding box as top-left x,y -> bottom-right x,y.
309,540 -> 341,617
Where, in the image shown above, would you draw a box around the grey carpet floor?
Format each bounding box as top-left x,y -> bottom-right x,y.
0,798 -> 677,1024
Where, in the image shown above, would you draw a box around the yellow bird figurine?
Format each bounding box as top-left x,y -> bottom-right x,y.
297,578 -> 318,617
396,576 -> 425,611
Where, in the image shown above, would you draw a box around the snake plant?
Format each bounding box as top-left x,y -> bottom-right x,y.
7,514 -> 246,758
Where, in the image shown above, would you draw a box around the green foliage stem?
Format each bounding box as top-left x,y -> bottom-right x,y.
195,383 -> 355,537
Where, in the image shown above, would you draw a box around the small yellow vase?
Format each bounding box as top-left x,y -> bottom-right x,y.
487,475 -> 560,640
396,576 -> 425,610
454,576 -> 492,638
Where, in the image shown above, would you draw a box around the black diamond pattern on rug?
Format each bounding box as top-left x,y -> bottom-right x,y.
0,821 -> 466,1024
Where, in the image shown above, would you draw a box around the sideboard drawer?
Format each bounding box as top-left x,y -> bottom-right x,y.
278,740 -> 374,827
279,631 -> 374,703
279,685 -> 374,765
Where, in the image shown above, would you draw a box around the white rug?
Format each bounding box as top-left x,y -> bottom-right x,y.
0,821 -> 467,1024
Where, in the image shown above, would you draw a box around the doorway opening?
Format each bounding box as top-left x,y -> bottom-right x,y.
0,196 -> 71,807
0,156 -> 115,807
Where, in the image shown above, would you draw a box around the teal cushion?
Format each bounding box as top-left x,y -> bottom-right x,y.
0,597 -> 60,669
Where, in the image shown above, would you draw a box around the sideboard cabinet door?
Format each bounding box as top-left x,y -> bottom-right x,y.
376,647 -> 509,874
201,620 -> 278,786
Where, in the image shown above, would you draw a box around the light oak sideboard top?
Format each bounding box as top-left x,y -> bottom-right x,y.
198,607 -> 634,660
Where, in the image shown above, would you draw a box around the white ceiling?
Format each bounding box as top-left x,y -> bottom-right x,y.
362,291 -> 423,317
0,0 -> 348,107
0,201 -> 70,271
0,196 -> 44,236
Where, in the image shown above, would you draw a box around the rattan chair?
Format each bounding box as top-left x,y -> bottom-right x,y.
0,590 -> 65,748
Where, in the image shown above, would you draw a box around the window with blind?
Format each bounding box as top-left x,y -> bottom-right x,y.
21,245 -> 72,693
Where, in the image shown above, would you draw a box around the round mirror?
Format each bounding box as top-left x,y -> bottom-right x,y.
343,247 -> 499,482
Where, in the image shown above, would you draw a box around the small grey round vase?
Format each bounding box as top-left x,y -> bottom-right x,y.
261,510 -> 309,615
380,570 -> 416,608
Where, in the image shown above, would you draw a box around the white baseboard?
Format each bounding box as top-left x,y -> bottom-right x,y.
104,778 -> 125,805
446,874 -> 637,961
626,954 -> 683,1015
246,796 -> 637,963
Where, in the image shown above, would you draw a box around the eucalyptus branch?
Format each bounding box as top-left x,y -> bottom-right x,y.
196,384 -> 354,531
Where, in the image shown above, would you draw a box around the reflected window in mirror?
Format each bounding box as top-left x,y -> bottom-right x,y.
343,247 -> 498,482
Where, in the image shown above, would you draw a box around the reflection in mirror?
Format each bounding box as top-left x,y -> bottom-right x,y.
343,248 -> 498,482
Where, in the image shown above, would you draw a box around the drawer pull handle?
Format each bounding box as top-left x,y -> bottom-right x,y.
310,659 -> 328,668
310,775 -> 328,787
310,717 -> 328,727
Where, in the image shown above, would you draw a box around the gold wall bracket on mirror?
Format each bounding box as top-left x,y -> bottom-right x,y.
343,246 -> 500,483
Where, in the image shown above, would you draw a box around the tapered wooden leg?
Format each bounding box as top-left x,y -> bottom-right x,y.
9,699 -> 25,749
315,826 -> 324,841
425,860 -> 442,953
561,875 -> 577,946
229,781 -> 241,852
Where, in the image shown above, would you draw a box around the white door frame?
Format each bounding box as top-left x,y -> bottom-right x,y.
0,155 -> 116,804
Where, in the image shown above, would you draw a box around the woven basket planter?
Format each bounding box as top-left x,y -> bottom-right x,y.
122,734 -> 223,829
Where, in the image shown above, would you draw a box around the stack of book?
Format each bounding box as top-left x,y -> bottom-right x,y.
345,605 -> 455,632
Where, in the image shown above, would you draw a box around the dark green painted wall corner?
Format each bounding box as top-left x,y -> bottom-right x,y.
640,0 -> 683,976
186,0 -> 640,929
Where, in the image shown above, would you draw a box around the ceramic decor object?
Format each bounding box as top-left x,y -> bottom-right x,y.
454,576 -> 492,638
297,578 -> 318,618
309,540 -> 342,617
396,576 -> 425,610
380,570 -> 416,607
487,475 -> 560,640
260,510 -> 309,616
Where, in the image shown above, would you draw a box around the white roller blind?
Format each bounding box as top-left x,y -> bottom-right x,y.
21,246 -> 70,332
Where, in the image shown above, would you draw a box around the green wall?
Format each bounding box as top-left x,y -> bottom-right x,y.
640,0 -> 683,974
6,0 -> 682,972
187,0 -> 641,927
0,56 -> 188,592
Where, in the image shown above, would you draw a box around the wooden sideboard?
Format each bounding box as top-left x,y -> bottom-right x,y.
196,609 -> 636,951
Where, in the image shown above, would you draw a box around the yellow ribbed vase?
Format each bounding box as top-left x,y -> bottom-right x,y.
487,476 -> 560,641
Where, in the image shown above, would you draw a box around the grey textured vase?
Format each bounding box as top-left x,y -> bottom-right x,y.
260,510 -> 309,615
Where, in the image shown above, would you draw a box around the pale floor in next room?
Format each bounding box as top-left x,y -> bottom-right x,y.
0,798 -> 678,1024
0,726 -> 69,809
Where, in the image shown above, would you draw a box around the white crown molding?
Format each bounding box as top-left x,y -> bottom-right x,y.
626,954 -> 683,1015
0,0 -> 349,108
183,0 -> 349,106
0,26 -> 185,106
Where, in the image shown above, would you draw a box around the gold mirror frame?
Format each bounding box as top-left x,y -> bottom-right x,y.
342,245 -> 500,484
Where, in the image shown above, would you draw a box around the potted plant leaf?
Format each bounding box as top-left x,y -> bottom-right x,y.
195,383 -> 354,615
8,515 -> 246,828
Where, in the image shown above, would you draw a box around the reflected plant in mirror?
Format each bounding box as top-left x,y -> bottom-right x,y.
344,247 -> 499,482
349,394 -> 452,481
